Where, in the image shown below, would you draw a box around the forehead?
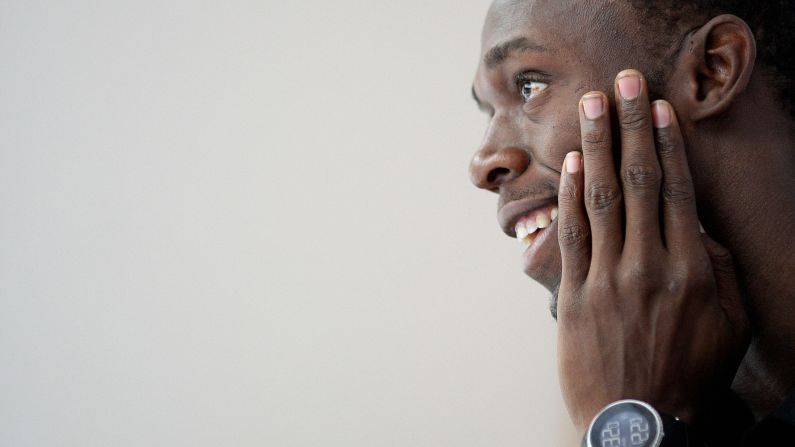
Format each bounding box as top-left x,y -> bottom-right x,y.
480,0 -> 631,60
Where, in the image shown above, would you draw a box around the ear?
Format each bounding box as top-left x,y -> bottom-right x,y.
675,14 -> 757,121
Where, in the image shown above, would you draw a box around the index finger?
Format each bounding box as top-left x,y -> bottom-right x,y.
579,91 -> 623,259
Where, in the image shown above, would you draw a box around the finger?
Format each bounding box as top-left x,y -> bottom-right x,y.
651,100 -> 701,253
558,151 -> 590,285
701,234 -> 750,338
579,91 -> 623,258
615,70 -> 663,248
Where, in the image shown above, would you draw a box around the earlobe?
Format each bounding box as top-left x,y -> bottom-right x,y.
682,14 -> 757,121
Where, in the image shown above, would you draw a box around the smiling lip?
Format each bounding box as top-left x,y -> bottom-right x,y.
521,218 -> 558,275
497,196 -> 561,282
497,196 -> 558,238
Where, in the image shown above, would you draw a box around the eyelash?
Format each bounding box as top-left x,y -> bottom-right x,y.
515,72 -> 549,103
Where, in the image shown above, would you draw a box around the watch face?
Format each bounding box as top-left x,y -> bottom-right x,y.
588,400 -> 662,447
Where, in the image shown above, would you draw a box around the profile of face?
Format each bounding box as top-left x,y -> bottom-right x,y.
469,0 -> 686,315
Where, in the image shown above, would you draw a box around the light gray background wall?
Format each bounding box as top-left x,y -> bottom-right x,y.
0,1 -> 578,445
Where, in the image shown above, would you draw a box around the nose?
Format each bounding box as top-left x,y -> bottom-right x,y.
469,123 -> 530,191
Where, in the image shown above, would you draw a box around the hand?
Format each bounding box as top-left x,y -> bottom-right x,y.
555,69 -> 751,433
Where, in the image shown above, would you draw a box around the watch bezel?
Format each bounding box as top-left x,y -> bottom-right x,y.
585,399 -> 665,447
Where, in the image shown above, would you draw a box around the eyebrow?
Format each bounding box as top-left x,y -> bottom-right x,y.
483,37 -> 551,69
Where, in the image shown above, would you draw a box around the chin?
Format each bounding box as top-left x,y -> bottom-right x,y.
548,283 -> 560,320
524,269 -> 561,320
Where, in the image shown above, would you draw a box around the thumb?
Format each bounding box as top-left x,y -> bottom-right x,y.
700,233 -> 750,339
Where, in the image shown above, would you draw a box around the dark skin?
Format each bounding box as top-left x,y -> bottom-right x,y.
469,0 -> 795,435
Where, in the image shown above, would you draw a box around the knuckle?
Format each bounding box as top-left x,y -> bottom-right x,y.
710,247 -> 735,270
620,263 -> 643,284
662,178 -> 694,206
584,272 -> 617,306
589,271 -> 615,294
619,109 -> 650,131
622,164 -> 661,189
619,259 -> 657,291
582,127 -> 609,147
654,132 -> 678,159
665,275 -> 688,297
559,182 -> 580,203
559,222 -> 589,249
586,182 -> 622,212
674,257 -> 714,290
556,293 -> 582,322
670,273 -> 713,299
676,261 -> 705,285
620,251 -> 665,284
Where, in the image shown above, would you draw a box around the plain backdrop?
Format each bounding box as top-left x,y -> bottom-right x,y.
0,1 -> 578,445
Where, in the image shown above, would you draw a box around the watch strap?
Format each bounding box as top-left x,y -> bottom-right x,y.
658,412 -> 695,446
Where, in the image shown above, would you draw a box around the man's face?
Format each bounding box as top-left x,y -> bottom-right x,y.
470,0 -> 645,315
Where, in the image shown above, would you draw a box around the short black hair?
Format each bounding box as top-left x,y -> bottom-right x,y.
628,0 -> 795,116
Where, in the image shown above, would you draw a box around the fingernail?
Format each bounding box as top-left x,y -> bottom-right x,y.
617,74 -> 641,100
652,101 -> 672,128
699,221 -> 706,234
565,151 -> 581,174
582,94 -> 604,120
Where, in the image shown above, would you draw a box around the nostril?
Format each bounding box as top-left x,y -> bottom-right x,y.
470,147 -> 529,191
487,167 -> 510,185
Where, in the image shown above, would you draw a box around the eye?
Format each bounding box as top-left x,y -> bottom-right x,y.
520,80 -> 548,102
515,72 -> 549,102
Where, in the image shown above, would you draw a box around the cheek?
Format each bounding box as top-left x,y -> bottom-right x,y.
528,102 -> 583,171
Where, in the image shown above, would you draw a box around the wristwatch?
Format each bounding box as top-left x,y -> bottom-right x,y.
580,400 -> 694,447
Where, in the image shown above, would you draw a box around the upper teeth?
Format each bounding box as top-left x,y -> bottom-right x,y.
515,206 -> 558,244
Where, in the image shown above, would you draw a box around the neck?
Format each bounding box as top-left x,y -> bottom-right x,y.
690,95 -> 795,420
